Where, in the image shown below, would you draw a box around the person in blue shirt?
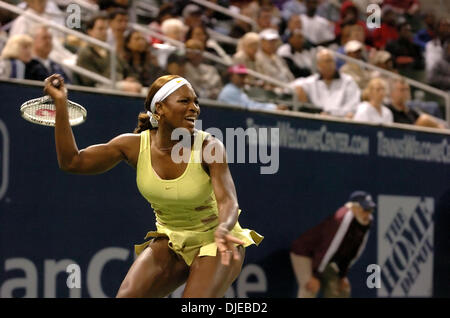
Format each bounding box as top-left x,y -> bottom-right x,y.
217,64 -> 287,111
413,12 -> 436,51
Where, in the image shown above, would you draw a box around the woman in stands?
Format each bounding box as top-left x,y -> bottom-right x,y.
122,30 -> 166,87
0,34 -> 33,79
44,73 -> 262,298
353,77 -> 393,124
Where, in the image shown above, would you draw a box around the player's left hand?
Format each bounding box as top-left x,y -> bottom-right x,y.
215,223 -> 245,266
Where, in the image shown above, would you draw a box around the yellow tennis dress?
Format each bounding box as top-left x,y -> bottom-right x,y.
135,129 -> 263,266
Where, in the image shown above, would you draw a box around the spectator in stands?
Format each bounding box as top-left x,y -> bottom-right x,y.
76,14 -> 141,92
154,18 -> 186,69
353,78 -> 393,124
0,34 -> 32,79
277,28 -> 315,78
233,32 -> 261,87
281,0 -> 306,22
383,0 -> 419,16
184,39 -> 223,99
299,0 -> 335,46
339,40 -> 370,90
281,14 -> 302,42
98,0 -> 130,12
25,25 -> 70,83
9,0 -> 75,64
334,1 -> 370,45
371,5 -> 399,50
290,191 -> 374,298
255,28 -> 294,84
387,77 -> 446,128
292,48 -> 361,118
256,6 -> 278,32
148,3 -> 176,39
282,0 -> 340,23
425,18 -> 450,77
107,8 -> 129,59
9,0 -> 48,36
386,22 -> 424,70
185,23 -> 233,65
122,30 -> 166,87
428,41 -> 450,91
383,0 -> 421,35
233,32 -> 260,71
413,12 -> 436,51
369,50 -> 396,73
160,18 -> 186,42
228,4 -> 253,39
218,64 -> 287,111
336,24 -> 367,69
166,52 -> 187,77
182,4 -> 204,29
316,0 -> 341,23
202,0 -> 232,30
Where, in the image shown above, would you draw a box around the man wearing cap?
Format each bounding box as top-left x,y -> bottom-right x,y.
255,28 -> 295,84
339,40 -> 370,89
290,191 -> 375,298
218,64 -> 287,111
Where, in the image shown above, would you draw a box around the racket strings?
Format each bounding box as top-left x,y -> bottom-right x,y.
20,96 -> 87,126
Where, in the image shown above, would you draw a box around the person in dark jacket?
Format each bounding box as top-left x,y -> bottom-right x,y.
25,25 -> 70,83
290,191 -> 375,298
386,22 -> 424,70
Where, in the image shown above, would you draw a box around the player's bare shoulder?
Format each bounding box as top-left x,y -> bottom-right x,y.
110,133 -> 141,168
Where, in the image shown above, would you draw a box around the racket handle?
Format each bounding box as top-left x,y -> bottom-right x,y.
52,79 -> 61,89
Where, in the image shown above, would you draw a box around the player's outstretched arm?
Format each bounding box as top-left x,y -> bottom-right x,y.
44,74 -> 136,175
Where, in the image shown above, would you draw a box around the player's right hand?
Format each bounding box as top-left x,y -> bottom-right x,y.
44,74 -> 67,101
306,276 -> 321,294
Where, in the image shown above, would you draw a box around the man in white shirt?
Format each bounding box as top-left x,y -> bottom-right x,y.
291,48 -> 361,118
425,18 -> 449,77
300,0 -> 335,46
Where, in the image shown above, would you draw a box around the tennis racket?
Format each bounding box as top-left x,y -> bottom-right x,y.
20,79 -> 87,126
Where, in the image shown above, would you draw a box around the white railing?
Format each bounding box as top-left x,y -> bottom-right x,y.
0,0 -> 117,88
206,28 -> 238,46
326,47 -> 450,123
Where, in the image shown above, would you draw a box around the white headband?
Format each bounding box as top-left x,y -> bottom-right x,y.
146,77 -> 191,128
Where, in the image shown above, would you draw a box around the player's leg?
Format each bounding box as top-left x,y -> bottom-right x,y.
181,246 -> 245,298
116,237 -> 189,298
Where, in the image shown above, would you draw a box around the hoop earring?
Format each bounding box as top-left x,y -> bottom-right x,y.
153,114 -> 160,121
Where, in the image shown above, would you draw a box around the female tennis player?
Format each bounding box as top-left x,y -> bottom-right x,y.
44,73 -> 263,298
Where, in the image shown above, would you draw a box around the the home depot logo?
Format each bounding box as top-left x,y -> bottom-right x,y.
377,195 -> 434,297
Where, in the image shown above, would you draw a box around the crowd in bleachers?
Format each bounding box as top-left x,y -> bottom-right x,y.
0,0 -> 449,129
